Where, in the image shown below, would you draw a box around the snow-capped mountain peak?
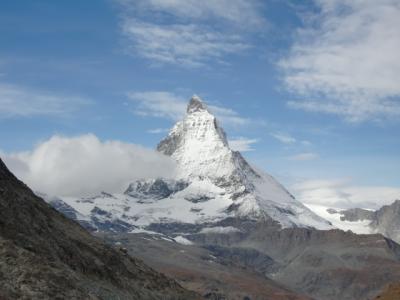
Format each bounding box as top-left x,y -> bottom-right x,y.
187,95 -> 208,114
154,96 -> 331,228
52,96 -> 332,232
157,95 -> 232,180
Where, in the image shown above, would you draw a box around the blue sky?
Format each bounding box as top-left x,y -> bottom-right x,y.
1,0 -> 399,207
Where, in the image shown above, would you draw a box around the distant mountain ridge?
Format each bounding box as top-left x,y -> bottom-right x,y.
325,199 -> 400,243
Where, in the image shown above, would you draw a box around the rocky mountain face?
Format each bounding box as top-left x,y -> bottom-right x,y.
329,207 -> 375,222
371,200 -> 400,243
327,200 -> 400,243
0,158 -> 197,299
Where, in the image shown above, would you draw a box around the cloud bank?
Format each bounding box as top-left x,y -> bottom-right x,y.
280,0 -> 400,122
2,134 -> 176,197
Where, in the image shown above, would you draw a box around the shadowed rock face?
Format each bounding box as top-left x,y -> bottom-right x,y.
0,158 -> 198,300
371,200 -> 400,243
335,207 -> 375,222
124,178 -> 189,200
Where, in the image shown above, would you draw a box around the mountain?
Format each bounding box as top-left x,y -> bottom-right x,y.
41,96 -> 400,300
52,96 -> 331,233
371,200 -> 400,242
0,158 -> 198,299
310,200 -> 400,243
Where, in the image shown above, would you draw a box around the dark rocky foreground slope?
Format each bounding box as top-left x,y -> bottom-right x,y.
0,158 -> 198,300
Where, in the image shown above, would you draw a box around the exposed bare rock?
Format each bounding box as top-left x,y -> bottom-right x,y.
374,282 -> 400,300
371,200 -> 400,243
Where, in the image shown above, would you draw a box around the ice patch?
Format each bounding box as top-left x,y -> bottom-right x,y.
174,236 -> 193,245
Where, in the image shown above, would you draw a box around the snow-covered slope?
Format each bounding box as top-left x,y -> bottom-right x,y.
54,96 -> 332,232
305,204 -> 373,234
306,200 -> 400,243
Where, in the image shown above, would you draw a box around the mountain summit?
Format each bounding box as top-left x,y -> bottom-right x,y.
52,96 -> 331,231
157,95 -> 231,179
186,95 -> 208,114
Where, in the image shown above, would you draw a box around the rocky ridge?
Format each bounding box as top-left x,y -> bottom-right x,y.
327,200 -> 400,243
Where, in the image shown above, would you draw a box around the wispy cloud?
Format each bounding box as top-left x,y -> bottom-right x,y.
0,83 -> 90,118
292,178 -> 400,210
127,91 -> 251,126
288,152 -> 318,161
124,0 -> 265,27
208,105 -> 250,126
229,137 -> 258,152
147,128 -> 169,134
117,0 -> 265,67
122,21 -> 249,68
280,0 -> 400,122
270,132 -> 296,144
128,91 -> 186,120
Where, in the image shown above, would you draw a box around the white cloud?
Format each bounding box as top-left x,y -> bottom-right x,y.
229,137 -> 258,152
271,132 -> 296,144
280,0 -> 400,122
128,91 -> 186,120
301,140 -> 312,146
122,21 -> 249,68
208,105 -> 250,126
2,134 -> 176,197
126,0 -> 265,27
0,83 -> 90,118
292,178 -> 400,209
118,0 -> 264,67
128,91 -> 250,126
288,152 -> 318,161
